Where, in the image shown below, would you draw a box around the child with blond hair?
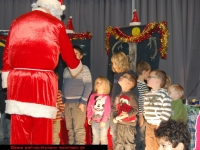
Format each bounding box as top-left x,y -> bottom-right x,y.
109,51 -> 139,149
168,84 -> 188,123
87,76 -> 111,145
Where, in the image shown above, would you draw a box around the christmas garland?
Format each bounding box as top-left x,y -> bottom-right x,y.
0,32 -> 93,41
0,35 -> 7,41
105,22 -> 169,59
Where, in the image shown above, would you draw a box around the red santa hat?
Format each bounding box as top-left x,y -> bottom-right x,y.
36,0 -> 66,10
129,9 -> 141,26
66,16 -> 75,33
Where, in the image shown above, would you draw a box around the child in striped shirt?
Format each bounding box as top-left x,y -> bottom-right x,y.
135,61 -> 151,150
143,69 -> 172,150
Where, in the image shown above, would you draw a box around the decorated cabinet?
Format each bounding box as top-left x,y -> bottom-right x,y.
105,22 -> 169,83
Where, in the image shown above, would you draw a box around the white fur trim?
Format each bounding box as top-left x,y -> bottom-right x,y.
2,71 -> 9,88
5,100 -> 58,119
61,5 -> 66,10
68,61 -> 83,77
37,0 -> 66,10
129,22 -> 141,26
66,29 -> 75,33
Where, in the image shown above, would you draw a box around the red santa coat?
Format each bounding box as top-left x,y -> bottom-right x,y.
2,10 -> 82,119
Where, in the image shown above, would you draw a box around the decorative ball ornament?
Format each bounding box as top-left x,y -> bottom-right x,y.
132,27 -> 140,36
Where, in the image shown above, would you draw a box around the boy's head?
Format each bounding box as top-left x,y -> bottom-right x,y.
136,61 -> 151,80
168,84 -> 184,100
118,73 -> 137,91
73,45 -> 83,60
147,69 -> 167,90
155,119 -> 190,150
111,52 -> 130,73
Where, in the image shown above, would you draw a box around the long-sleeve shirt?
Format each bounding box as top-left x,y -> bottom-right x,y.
170,99 -> 188,123
137,80 -> 149,114
87,94 -> 111,123
144,88 -> 172,126
62,65 -> 92,105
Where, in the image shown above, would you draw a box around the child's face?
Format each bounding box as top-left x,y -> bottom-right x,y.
167,87 -> 180,100
157,138 -> 183,150
95,79 -> 105,93
147,71 -> 160,89
118,73 -> 134,89
111,60 -> 120,73
143,69 -> 151,80
74,49 -> 83,60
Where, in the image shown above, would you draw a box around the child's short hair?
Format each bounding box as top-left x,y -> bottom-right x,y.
111,52 -> 130,73
163,75 -> 171,89
169,84 -> 184,99
94,76 -> 111,94
126,73 -> 137,90
155,119 -> 191,150
136,61 -> 151,75
73,45 -> 83,55
152,69 -> 168,88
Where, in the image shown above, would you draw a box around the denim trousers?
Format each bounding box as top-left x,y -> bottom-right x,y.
135,120 -> 146,150
0,113 -> 10,145
91,120 -> 109,145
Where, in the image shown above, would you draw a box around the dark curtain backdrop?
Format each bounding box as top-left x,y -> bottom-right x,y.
135,0 -> 200,99
0,0 -> 200,100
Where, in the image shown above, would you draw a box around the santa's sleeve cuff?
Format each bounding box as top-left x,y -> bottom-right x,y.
2,71 -> 9,88
68,61 -> 83,77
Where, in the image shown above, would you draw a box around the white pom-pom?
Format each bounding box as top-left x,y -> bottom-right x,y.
61,5 -> 66,10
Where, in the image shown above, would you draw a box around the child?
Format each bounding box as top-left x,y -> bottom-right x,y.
143,69 -> 172,150
62,46 -> 92,145
113,73 -> 138,150
135,61 -> 151,150
53,89 -> 65,144
168,84 -> 188,123
87,76 -> 111,145
110,51 -> 139,149
155,119 -> 191,150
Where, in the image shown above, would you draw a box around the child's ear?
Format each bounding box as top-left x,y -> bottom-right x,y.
176,142 -> 184,150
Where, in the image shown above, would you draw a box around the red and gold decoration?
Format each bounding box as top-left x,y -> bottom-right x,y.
0,34 -> 7,41
0,32 -> 92,41
67,32 -> 93,41
105,22 -> 169,59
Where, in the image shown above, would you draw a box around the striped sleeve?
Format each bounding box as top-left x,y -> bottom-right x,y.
137,81 -> 149,114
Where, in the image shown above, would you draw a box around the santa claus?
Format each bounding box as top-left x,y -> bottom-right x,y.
2,0 -> 82,144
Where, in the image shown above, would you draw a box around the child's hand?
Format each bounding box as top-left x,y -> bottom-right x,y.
78,103 -> 85,112
118,111 -> 128,120
100,122 -> 106,128
88,119 -> 92,125
113,118 -> 118,123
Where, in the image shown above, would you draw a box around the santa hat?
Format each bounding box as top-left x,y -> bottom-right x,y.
129,9 -> 141,26
36,0 -> 66,10
66,16 -> 75,33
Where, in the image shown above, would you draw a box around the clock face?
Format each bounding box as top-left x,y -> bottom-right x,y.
132,27 -> 140,36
